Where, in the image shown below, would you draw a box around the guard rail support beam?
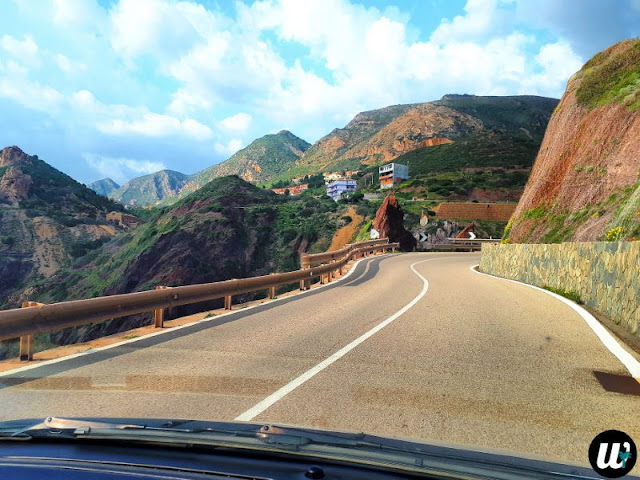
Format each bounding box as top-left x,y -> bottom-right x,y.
154,286 -> 170,328
20,301 -> 43,361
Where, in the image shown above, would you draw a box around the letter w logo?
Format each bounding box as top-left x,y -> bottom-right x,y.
597,442 -> 631,470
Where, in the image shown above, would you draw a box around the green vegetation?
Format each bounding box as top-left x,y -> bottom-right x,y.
194,130 -> 311,188
436,94 -> 558,142
23,176 -> 342,305
576,39 -> 640,110
502,219 -> 514,243
522,205 -> 548,220
542,285 -> 583,304
392,132 -> 540,176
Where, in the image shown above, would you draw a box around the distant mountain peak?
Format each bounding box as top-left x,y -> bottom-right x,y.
89,178 -> 120,197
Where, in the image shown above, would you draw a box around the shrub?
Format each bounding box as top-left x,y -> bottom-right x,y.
542,285 -> 583,304
605,226 -> 626,241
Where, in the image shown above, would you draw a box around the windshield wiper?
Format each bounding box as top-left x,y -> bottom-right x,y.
0,417 -> 605,479
2,417 -> 387,450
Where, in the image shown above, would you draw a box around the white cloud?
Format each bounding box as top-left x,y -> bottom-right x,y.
84,153 -> 166,184
520,42 -> 583,96
430,0 -> 503,44
97,112 -> 213,140
214,138 -> 244,156
168,88 -> 212,115
53,0 -> 105,28
0,77 -> 63,112
218,112 -> 252,134
1,34 -> 39,63
54,54 -> 86,73
110,0 -> 221,61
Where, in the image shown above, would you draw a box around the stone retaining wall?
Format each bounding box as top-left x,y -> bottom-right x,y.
479,241 -> 639,336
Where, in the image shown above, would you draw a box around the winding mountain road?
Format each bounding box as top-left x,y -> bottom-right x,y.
1,252 -> 639,469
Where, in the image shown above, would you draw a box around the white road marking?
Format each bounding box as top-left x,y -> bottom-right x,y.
235,257 -> 439,421
0,254 -> 392,378
470,264 -> 640,378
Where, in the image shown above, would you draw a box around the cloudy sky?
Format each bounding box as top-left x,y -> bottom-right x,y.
0,0 -> 638,184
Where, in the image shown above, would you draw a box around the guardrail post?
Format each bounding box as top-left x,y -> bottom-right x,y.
224,295 -> 232,310
268,286 -> 277,299
299,254 -> 311,291
20,301 -> 43,361
154,286 -> 169,328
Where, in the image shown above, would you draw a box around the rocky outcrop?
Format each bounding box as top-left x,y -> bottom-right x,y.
0,146 -> 125,308
0,145 -> 33,167
508,40 -> 640,243
0,166 -> 32,201
373,195 -> 417,251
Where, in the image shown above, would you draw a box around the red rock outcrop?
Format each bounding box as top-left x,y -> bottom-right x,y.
373,195 -> 417,251
508,39 -> 640,242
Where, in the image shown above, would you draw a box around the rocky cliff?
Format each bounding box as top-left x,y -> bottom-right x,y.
507,39 -> 640,243
296,95 -> 557,174
0,146 -> 126,308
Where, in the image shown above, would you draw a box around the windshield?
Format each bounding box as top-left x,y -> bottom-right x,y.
1,1 -> 639,478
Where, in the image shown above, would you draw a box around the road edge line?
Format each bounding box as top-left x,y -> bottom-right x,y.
235,257 -> 438,422
470,264 -> 640,379
0,254 -> 393,378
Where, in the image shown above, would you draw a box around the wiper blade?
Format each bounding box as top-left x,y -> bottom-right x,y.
6,417 -> 385,449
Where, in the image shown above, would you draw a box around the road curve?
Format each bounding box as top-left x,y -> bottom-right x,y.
1,252 -> 638,470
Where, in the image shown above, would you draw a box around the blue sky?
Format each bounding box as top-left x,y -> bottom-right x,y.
0,0 -> 638,185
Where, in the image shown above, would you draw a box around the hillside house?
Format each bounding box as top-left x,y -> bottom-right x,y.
271,183 -> 309,196
379,163 -> 409,189
326,179 -> 357,201
106,211 -> 141,228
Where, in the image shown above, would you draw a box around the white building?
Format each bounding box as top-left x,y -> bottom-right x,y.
326,179 -> 357,201
379,163 -> 409,189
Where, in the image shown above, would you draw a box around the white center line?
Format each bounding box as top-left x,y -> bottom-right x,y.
235,257 -> 441,422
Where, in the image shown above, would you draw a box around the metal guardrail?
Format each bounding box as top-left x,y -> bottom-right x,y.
300,238 -> 392,268
0,239 -> 399,361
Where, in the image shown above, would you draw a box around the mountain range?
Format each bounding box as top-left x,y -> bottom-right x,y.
91,94 -> 558,206
102,130 -> 311,206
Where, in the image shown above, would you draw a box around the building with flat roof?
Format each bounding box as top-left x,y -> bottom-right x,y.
271,183 -> 309,196
326,179 -> 357,201
379,163 -> 409,189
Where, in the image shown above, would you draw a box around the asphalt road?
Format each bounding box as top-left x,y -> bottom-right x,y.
1,252 -> 639,470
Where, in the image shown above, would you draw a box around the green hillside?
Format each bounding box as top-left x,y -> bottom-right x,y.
10,175 -> 345,350
192,130 -> 311,187
393,130 -> 540,175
